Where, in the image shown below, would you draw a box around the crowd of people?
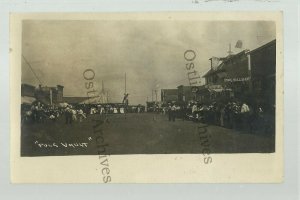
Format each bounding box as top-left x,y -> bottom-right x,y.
21,102 -> 145,125
21,100 -> 275,134
161,100 -> 275,135
22,102 -> 63,124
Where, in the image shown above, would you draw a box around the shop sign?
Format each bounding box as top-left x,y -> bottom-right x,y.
224,77 -> 250,82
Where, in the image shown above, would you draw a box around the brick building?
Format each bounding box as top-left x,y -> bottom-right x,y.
21,84 -> 64,105
35,84 -> 64,104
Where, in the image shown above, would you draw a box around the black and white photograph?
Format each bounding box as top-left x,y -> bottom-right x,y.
9,12 -> 285,184
20,18 -> 277,157
1,0 -> 298,196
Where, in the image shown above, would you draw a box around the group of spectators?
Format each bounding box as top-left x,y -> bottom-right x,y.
81,104 -> 145,115
21,102 -> 82,124
21,102 -> 63,124
162,100 -> 275,134
22,100 -> 275,134
21,102 -> 146,125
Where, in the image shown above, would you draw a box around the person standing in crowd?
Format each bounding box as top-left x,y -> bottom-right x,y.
180,105 -> 187,121
31,104 -> 37,122
65,106 -> 72,124
49,113 -> 56,122
137,106 -> 141,113
213,103 -> 220,125
120,107 -> 125,114
168,104 -> 172,121
83,104 -> 89,116
192,103 -> 197,118
100,106 -> 105,115
240,102 -> 250,130
77,109 -> 86,122
231,102 -> 238,129
71,109 -> 77,122
33,102 -> 42,123
241,102 -> 250,113
171,104 -> 176,122
220,105 -> 225,127
224,103 -> 231,128
113,106 -> 118,114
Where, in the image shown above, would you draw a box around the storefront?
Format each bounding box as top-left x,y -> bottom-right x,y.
196,84 -> 233,103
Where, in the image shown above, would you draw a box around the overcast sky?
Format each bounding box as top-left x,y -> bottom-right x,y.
22,20 -> 275,105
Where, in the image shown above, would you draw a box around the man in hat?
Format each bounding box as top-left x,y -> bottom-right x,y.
65,106 -> 72,124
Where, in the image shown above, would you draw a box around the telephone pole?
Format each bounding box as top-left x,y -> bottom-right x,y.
125,73 -> 126,94
152,90 -> 154,101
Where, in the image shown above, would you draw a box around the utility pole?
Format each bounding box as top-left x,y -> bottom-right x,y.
152,90 -> 154,101
102,80 -> 104,92
49,88 -> 53,106
247,53 -> 253,92
125,73 -> 126,94
155,90 -> 157,102
124,73 -> 127,119
227,43 -> 233,55
106,91 -> 109,103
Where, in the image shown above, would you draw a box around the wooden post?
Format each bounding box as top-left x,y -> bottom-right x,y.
247,53 -> 253,92
49,88 -> 53,106
125,73 -> 126,94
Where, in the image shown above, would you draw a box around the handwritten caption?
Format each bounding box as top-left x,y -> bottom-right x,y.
34,137 -> 93,148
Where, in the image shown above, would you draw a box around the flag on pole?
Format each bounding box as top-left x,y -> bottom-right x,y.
235,40 -> 243,48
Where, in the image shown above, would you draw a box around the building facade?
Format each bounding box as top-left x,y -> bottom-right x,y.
161,89 -> 178,103
21,84 -> 36,105
21,84 -> 65,105
177,85 -> 195,103
200,39 -> 276,106
21,84 -> 35,97
248,39 -> 276,108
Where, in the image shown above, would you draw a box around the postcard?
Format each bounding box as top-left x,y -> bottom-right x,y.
10,12 -> 283,183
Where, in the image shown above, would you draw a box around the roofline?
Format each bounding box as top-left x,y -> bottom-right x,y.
202,69 -> 213,78
248,39 -> 276,55
203,68 -> 226,78
203,50 -> 247,78
21,83 -> 35,87
177,85 -> 195,88
202,39 -> 275,78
